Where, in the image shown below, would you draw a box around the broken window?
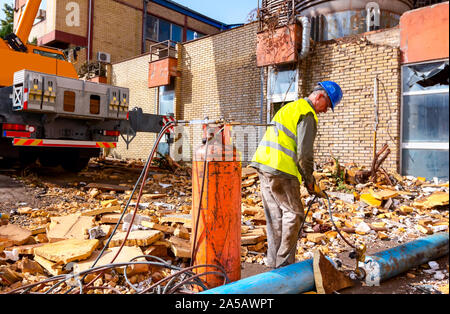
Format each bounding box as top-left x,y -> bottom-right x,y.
401,60 -> 449,181
63,91 -> 75,112
267,65 -> 298,120
268,65 -> 298,103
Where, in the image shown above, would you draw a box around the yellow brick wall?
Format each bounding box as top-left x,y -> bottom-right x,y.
92,0 -> 142,64
112,22 -> 401,171
178,23 -> 263,161
112,53 -> 157,160
300,33 -> 401,171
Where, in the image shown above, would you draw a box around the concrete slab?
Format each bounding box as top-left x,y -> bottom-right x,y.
34,239 -> 100,264
46,214 -> 95,242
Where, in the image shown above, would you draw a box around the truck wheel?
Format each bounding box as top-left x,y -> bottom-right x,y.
61,156 -> 90,173
39,153 -> 60,167
19,150 -> 38,167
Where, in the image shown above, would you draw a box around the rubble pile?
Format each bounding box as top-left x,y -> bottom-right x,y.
0,157 -> 448,294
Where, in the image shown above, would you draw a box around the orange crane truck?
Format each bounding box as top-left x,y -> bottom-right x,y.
0,0 -> 163,171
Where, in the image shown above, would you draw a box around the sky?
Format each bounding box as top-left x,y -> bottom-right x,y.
1,0 -> 259,25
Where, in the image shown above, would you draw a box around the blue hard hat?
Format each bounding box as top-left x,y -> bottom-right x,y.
318,81 -> 343,111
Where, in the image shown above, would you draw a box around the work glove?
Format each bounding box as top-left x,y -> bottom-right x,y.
307,181 -> 327,198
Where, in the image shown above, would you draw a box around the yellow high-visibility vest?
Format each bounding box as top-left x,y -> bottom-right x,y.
252,98 -> 318,183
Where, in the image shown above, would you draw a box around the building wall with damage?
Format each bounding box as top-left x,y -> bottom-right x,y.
300,29 -> 401,171
111,21 -> 402,172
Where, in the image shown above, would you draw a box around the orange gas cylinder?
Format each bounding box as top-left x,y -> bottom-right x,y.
191,124 -> 241,289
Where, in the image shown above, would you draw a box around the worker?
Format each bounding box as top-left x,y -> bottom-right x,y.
250,81 -> 343,269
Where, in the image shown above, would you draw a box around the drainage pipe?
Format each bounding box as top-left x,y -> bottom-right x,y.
297,16 -> 311,60
200,233 -> 449,294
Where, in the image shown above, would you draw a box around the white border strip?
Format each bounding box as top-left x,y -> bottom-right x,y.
403,88 -> 449,96
402,142 -> 449,150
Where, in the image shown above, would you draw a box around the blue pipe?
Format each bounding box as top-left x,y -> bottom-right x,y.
361,232 -> 449,286
200,259 -> 316,294
200,233 -> 449,294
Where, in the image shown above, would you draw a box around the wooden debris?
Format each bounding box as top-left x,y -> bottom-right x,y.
0,265 -> 23,285
168,236 -> 191,258
86,183 -> 131,192
412,191 -> 449,209
81,207 -> 121,216
33,255 -> 64,276
101,214 -> 122,224
416,225 -> 433,235
141,193 -> 167,200
141,221 -> 175,234
108,230 -> 163,248
160,214 -> 191,226
34,239 -> 100,264
313,250 -> 354,294
74,246 -> 148,275
4,243 -> 44,255
17,257 -> 45,274
360,194 -> 382,207
307,233 -> 327,244
370,189 -> 399,200
174,226 -> 190,240
46,214 -> 95,242
0,224 -> 32,246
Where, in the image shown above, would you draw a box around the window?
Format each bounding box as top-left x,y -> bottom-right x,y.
157,78 -> 175,156
146,14 -> 184,43
159,78 -> 175,116
186,29 -> 205,41
63,91 -> 75,112
33,49 -> 66,60
171,24 -> 182,43
146,15 -> 158,41
267,65 -> 298,120
401,60 -> 449,181
90,95 -> 100,115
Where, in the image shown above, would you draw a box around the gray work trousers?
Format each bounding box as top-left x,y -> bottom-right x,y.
258,170 -> 305,268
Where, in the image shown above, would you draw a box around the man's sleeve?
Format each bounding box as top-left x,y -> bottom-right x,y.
297,113 -> 317,187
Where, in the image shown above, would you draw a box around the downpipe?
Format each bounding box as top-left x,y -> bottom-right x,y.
200,233 -> 449,294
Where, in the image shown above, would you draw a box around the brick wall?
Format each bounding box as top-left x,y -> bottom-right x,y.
177,23 -> 264,162
112,52 -> 158,160
300,31 -> 401,171
92,0 -> 142,64
112,22 -> 402,172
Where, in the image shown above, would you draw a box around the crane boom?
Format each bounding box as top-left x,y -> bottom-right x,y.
15,0 -> 42,45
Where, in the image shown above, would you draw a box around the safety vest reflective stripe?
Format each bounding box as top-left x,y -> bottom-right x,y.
252,98 -> 318,183
272,121 -> 296,143
259,140 -> 296,160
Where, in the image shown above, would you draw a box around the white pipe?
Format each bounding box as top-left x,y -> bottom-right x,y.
297,16 -> 311,60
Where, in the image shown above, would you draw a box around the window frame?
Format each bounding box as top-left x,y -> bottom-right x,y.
400,58 -> 449,179
146,14 -> 184,43
266,65 -> 299,122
